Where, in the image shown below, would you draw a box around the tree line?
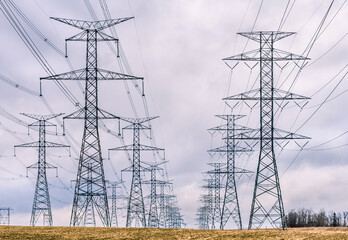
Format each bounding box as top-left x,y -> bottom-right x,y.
286,209 -> 348,227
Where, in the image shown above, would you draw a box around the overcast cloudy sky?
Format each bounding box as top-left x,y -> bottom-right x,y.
0,0 -> 347,228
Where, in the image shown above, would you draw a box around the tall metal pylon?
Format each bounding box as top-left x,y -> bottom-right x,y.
0,208 -> 12,225
196,193 -> 212,229
157,181 -> 172,228
109,117 -> 164,227
142,161 -> 166,228
223,31 -> 310,229
14,113 -> 69,226
204,163 -> 224,229
208,114 -> 253,229
108,181 -> 122,227
200,178 -> 214,229
41,17 -> 143,227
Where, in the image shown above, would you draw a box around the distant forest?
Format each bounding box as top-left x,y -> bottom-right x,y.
286,209 -> 348,227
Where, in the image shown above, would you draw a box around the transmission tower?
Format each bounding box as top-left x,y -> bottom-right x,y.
109,117 -> 164,227
208,114 -> 253,229
142,161 -> 166,228
196,192 -> 212,229
41,17 -> 143,227
199,177 -> 214,229
223,31 -> 310,229
196,205 -> 208,229
164,194 -> 177,228
0,208 -> 12,225
14,113 -> 69,226
156,181 -> 172,228
108,181 -> 123,227
204,163 -> 225,229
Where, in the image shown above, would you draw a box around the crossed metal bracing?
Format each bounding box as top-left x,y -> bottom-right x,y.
156,181 -> 173,228
196,205 -> 210,229
164,195 -> 182,228
206,114 -> 253,230
108,181 -> 123,227
14,113 -> 69,226
223,31 -> 310,230
142,162 -> 167,228
198,178 -> 214,229
0,208 -> 12,225
41,17 -> 143,227
109,117 -> 164,228
204,163 -> 225,229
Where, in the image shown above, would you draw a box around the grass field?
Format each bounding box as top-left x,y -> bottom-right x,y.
1,226 -> 348,239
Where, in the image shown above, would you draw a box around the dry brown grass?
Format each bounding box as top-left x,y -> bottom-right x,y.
0,226 -> 348,239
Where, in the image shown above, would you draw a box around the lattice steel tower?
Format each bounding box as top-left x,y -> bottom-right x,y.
208,115 -> 253,229
108,181 -> 122,227
41,17 -> 142,226
0,208 -> 12,225
157,180 -> 172,228
224,31 -> 309,229
14,113 -> 69,226
143,161 -> 166,228
109,117 -> 163,227
199,177 -> 214,229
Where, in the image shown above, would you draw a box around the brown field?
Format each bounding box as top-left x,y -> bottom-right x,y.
1,226 -> 348,239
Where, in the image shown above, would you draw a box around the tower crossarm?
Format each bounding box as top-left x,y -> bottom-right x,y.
208,145 -> 253,153
109,144 -> 164,152
119,116 -> 159,124
27,162 -> 57,169
41,68 -> 142,81
50,17 -> 134,31
63,108 -> 121,120
223,88 -> 310,101
122,123 -> 151,130
66,30 -> 118,42
121,164 -> 151,173
14,141 -> 69,149
223,49 -> 309,62
221,128 -> 309,140
208,124 -> 254,133
205,166 -> 253,175
215,114 -> 245,121
21,113 -> 64,121
238,31 -> 295,42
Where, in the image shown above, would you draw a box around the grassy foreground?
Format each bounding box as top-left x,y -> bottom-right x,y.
1,226 -> 348,239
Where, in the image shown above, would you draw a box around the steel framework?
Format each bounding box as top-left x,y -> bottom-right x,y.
223,31 -> 310,229
0,208 -> 12,225
208,114 -> 253,229
14,113 -> 69,226
157,181 -> 173,228
198,178 -> 214,229
204,163 -> 224,229
41,18 -> 143,227
109,117 -> 164,227
108,181 -> 123,227
142,161 -> 166,228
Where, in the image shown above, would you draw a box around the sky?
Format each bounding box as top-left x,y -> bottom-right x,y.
0,0 -> 347,229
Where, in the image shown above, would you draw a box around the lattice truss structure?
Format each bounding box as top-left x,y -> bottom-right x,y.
41,17 -> 143,227
223,31 -> 310,230
108,181 -> 125,227
14,114 -> 69,226
207,115 -> 253,230
0,208 -> 12,225
196,114 -> 254,230
109,117 -> 183,228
